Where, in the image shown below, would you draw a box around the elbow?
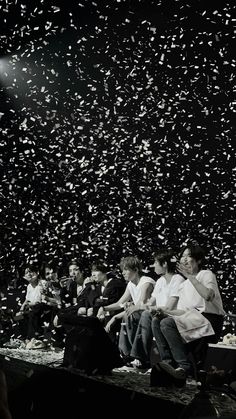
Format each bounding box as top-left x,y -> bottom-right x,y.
206,289 -> 215,302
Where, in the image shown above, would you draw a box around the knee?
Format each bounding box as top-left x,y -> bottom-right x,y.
151,315 -> 161,327
141,311 -> 152,323
160,317 -> 174,332
122,312 -> 129,322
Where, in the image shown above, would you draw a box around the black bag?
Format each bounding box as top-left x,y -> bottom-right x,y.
63,316 -> 123,375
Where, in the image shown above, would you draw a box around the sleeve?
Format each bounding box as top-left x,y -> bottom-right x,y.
199,271 -> 219,294
100,280 -> 126,306
25,285 -> 30,301
169,274 -> 185,298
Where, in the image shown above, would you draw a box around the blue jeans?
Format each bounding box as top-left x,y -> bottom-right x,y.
130,310 -> 153,363
151,316 -> 191,372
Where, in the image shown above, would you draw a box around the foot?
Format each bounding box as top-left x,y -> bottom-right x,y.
26,338 -> 46,350
130,359 -> 150,370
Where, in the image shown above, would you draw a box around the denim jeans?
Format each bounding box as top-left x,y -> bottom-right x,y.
130,310 -> 153,363
118,310 -> 143,357
151,316 -> 191,372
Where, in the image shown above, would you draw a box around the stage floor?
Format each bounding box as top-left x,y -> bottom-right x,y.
0,347 -> 236,419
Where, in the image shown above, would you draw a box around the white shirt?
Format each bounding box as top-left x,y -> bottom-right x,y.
152,274 -> 185,306
177,269 -> 225,315
26,283 -> 43,305
127,275 -> 155,305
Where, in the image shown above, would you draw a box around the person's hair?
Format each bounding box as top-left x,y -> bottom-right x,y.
44,261 -> 59,273
68,259 -> 83,271
153,248 -> 177,272
91,260 -> 107,274
120,256 -> 143,276
179,244 -> 206,266
25,262 -> 39,273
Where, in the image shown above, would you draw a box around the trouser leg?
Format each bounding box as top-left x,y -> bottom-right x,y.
130,310 -> 153,364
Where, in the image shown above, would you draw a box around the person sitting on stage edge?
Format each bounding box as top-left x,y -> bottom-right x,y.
97,256 -> 155,362
129,248 -> 185,369
14,263 -> 48,349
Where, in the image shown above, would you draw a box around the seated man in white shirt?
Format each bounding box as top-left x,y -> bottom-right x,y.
97,256 -> 155,363
151,244 -> 225,384
15,263 -> 47,349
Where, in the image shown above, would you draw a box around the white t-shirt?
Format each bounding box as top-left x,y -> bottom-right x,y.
177,269 -> 225,315
152,274 -> 185,306
26,283 -> 43,305
127,275 -> 155,305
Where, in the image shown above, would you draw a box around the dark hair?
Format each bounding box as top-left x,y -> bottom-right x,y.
120,256 -> 143,276
153,249 -> 177,272
68,259 -> 83,271
179,245 -> 206,266
91,260 -> 108,274
25,262 -> 39,273
44,261 -> 59,273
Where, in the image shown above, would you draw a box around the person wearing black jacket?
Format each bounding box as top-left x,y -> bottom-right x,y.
53,261 -> 125,347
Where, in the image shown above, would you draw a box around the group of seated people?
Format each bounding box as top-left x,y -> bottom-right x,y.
0,244 -> 226,385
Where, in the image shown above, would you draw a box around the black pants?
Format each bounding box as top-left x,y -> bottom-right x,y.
18,303 -> 55,340
187,313 -> 224,367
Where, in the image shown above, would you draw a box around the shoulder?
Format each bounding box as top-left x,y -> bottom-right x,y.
197,269 -> 216,281
172,274 -> 185,283
139,275 -> 156,285
154,276 -> 164,287
107,278 -> 125,287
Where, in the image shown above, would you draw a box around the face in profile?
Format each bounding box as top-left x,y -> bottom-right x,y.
92,270 -> 105,283
122,267 -> 137,282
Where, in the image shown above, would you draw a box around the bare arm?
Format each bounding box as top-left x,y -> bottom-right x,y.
135,283 -> 154,310
125,282 -> 154,316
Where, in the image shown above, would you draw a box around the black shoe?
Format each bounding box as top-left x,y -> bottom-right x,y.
150,362 -> 186,388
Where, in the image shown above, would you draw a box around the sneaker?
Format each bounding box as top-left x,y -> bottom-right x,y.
130,359 -> 150,371
26,338 -> 46,350
130,359 -> 142,368
115,365 -> 137,372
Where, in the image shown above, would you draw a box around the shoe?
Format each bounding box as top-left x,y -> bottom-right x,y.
26,338 -> 46,350
115,365 -> 137,372
30,339 -> 46,350
150,362 -> 186,388
130,359 -> 142,368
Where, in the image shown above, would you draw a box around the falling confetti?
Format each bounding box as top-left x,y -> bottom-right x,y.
0,0 -> 235,319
